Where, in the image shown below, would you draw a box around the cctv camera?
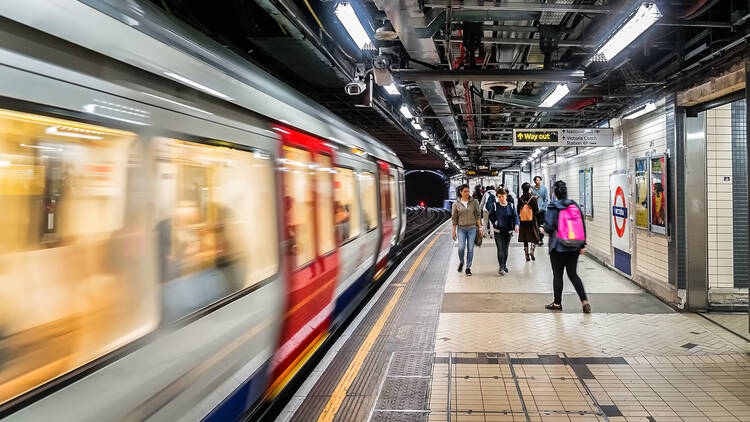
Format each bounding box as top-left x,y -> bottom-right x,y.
419,144 -> 427,155
345,81 -> 367,96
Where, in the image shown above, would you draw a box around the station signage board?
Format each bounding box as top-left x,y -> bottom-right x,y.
512,128 -> 614,147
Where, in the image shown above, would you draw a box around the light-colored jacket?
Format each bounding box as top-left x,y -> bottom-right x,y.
452,198 -> 482,228
479,189 -> 496,212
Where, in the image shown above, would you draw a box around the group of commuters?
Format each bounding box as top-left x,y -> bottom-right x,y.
451,177 -> 591,313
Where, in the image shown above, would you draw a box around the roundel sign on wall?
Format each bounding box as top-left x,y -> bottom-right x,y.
609,172 -> 631,254
612,186 -> 628,238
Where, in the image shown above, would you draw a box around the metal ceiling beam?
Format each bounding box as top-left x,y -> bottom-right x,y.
655,20 -> 732,29
435,38 -> 595,48
423,1 -> 612,13
394,69 -> 584,82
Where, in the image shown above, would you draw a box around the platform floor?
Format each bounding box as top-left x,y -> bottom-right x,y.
277,222 -> 750,422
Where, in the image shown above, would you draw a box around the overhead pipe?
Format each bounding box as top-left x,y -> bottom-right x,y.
393,69 -> 585,82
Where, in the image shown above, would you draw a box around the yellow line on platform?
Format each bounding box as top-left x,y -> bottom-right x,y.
316,229 -> 444,422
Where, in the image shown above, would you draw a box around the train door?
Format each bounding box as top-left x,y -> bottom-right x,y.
374,160 -> 394,279
269,125 -> 339,395
397,167 -> 407,244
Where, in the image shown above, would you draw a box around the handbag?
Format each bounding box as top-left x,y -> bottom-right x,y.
474,229 -> 483,246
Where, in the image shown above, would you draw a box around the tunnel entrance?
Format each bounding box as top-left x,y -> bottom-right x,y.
405,170 -> 448,207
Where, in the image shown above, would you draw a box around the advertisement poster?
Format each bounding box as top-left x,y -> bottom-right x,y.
650,156 -> 667,234
634,159 -> 648,229
610,172 -> 631,275
579,168 -> 593,216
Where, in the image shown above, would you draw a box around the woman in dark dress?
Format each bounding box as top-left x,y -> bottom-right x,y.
517,182 -> 540,261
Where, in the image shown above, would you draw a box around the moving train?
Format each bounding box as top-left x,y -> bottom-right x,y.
0,1 -> 407,420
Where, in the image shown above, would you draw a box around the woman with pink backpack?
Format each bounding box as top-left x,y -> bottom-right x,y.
541,181 -> 591,313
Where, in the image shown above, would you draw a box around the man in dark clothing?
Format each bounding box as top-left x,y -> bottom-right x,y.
488,188 -> 519,274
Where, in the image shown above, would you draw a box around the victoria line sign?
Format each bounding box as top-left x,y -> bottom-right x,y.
512,128 -> 614,147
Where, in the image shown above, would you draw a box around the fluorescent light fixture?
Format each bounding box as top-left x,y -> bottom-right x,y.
420,130 -> 429,139
411,122 -> 422,130
334,2 -> 373,50
44,127 -> 103,140
384,83 -> 400,95
163,72 -> 232,100
595,2 -> 661,61
435,145 -> 442,151
400,105 -> 413,119
534,148 -> 541,154
539,83 -> 570,108
623,101 -> 656,120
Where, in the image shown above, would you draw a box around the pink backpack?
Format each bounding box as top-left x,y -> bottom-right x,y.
557,204 -> 586,248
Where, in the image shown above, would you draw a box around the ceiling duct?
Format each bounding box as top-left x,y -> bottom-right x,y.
371,0 -> 463,147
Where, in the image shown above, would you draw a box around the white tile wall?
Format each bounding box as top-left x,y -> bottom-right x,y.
623,103 -> 670,287
538,101 -> 672,288
706,104 -> 734,289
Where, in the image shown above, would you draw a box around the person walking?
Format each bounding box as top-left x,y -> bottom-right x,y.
517,182 -> 540,261
452,184 -> 482,276
479,185 -> 496,239
489,188 -> 519,275
472,185 -> 483,200
542,180 -> 591,313
530,176 -> 548,246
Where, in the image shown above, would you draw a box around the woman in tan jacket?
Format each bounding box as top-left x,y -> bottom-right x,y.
452,184 -> 482,276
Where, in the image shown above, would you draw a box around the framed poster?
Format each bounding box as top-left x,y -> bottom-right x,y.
634,158 -> 649,229
649,155 -> 667,235
578,168 -> 593,216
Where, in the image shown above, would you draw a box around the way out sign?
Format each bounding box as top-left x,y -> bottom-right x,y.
512,128 -> 614,147
609,172 -> 631,276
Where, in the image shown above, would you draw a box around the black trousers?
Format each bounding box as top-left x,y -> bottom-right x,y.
494,231 -> 511,268
550,251 -> 588,304
536,210 -> 546,242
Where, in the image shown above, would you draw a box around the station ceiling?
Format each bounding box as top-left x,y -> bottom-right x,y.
149,0 -> 749,173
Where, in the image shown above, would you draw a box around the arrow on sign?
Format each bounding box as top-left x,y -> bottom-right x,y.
517,133 -> 523,140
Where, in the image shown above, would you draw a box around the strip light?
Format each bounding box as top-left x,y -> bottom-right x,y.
334,2 -> 373,50
539,83 -> 570,108
163,72 -> 232,100
384,83 -> 400,96
420,130 -> 429,139
45,126 -> 103,140
400,105 -> 413,119
411,122 -> 422,130
623,101 -> 656,120
594,2 -> 661,62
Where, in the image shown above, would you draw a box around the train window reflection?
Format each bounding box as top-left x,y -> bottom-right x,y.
333,167 -> 360,243
315,154 -> 335,255
0,108 -> 157,405
282,146 -> 315,267
154,138 -> 278,321
360,171 -> 378,230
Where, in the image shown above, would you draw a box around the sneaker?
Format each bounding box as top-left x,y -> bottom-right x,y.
503,266 -> 509,273
458,263 -> 463,272
465,268 -> 472,276
582,303 -> 591,313
545,303 -> 562,311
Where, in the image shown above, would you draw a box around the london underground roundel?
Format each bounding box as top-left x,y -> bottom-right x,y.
612,186 -> 627,238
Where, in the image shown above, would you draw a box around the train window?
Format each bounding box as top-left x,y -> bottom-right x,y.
379,173 -> 390,220
315,154 -> 335,255
153,137 -> 278,322
389,174 -> 398,221
333,167 -> 361,243
281,146 -> 315,267
0,108 -> 158,405
360,171 -> 378,230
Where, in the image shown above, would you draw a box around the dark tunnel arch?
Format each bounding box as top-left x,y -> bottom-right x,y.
405,170 -> 449,207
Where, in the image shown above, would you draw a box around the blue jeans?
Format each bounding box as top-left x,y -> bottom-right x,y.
457,226 -> 477,269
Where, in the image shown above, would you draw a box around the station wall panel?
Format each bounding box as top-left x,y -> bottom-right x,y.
706,104 -> 735,289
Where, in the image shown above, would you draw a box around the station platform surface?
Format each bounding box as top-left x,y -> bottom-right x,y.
277,222 -> 750,422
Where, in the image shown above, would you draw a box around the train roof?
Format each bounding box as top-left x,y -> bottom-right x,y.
0,0 -> 402,167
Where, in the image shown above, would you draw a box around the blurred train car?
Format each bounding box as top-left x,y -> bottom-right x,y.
0,1 -> 406,420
